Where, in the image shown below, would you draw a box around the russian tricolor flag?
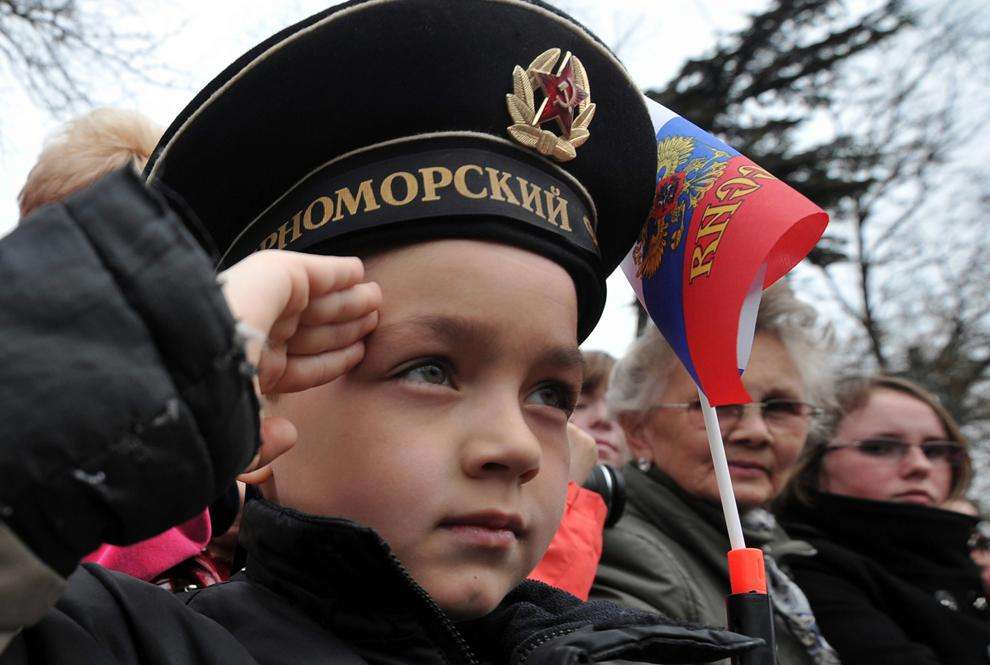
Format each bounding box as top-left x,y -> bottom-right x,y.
623,99 -> 828,406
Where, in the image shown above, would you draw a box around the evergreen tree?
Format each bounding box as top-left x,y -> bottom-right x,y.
645,0 -> 911,290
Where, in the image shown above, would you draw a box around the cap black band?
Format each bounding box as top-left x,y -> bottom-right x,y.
221,138 -> 599,269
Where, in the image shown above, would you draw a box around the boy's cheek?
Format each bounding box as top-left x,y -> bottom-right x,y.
527,475 -> 570,564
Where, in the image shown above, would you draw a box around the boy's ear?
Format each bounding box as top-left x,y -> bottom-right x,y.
617,412 -> 653,463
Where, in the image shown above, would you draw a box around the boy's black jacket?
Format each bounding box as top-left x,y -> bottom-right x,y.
0,170 -> 761,664
5,498 -> 761,665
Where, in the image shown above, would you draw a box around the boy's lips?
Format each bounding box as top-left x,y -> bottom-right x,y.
438,511 -> 526,548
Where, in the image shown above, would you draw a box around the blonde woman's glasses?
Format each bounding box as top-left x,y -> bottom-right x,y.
824,438 -> 966,466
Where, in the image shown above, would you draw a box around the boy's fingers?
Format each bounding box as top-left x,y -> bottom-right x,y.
299,282 -> 381,325
268,341 -> 366,394
256,346 -> 287,395
222,254 -> 364,337
286,310 -> 379,355
259,416 -> 297,465
303,255 -> 365,296
268,316 -> 300,346
238,464 -> 274,485
239,416 -> 297,482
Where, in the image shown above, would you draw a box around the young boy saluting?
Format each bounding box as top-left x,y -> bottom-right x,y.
0,1 -> 760,663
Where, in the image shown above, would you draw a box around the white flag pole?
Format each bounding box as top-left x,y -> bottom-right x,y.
698,387 -> 746,551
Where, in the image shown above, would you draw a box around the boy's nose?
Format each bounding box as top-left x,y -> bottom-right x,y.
463,402 -> 542,484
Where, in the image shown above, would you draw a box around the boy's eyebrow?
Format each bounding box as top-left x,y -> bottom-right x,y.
376,314 -> 501,351
376,314 -> 582,372
535,345 -> 584,374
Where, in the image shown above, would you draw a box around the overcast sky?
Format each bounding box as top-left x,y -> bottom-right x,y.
0,0 -> 769,357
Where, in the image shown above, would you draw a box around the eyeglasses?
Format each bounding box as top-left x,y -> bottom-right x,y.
823,438 -> 967,466
648,399 -> 820,432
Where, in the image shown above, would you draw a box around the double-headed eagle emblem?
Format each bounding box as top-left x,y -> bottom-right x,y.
506,48 -> 595,162
633,135 -> 730,278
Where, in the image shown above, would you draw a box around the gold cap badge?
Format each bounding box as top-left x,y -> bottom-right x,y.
506,48 -> 595,162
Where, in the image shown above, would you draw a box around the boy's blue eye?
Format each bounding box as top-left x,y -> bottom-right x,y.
398,361 -> 452,387
527,383 -> 577,413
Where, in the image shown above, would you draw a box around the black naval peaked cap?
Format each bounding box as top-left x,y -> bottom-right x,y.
145,0 -> 657,340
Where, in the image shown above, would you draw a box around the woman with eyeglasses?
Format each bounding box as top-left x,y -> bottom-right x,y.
590,284 -> 841,665
776,375 -> 990,665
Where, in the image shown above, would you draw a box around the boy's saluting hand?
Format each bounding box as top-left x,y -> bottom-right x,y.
220,251 -> 381,394
220,250 -> 381,480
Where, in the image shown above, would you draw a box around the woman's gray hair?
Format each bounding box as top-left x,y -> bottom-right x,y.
607,282 -> 836,432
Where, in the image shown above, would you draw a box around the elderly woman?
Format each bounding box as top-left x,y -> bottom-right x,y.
777,375 -> 990,664
591,284 -> 839,665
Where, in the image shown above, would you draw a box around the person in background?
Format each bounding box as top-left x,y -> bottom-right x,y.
570,351 -> 631,468
18,108 -> 161,218
592,283 -> 840,665
968,522 -> 990,596
14,107 -> 240,590
944,501 -> 990,595
778,375 -> 990,664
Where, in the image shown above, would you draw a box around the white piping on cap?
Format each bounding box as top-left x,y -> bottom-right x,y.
147,0 -> 645,183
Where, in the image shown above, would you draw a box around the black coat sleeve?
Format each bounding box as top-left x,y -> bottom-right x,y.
1,565 -> 258,665
0,168 -> 261,578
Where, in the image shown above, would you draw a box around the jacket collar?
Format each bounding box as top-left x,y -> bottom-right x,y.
781,489 -> 980,572
240,498 -> 478,664
239,498 -> 762,665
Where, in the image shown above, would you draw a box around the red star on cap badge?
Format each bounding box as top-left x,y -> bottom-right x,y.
534,53 -> 587,137
506,48 -> 595,162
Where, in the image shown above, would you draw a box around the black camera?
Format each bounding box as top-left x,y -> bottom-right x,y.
582,463 -> 626,528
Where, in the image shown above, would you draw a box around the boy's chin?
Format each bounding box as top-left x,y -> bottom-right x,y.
430,577 -> 518,621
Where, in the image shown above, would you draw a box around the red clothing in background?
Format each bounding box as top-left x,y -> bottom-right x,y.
529,482 -> 607,600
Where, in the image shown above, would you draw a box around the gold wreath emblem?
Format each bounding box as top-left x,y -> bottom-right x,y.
505,48 -> 595,162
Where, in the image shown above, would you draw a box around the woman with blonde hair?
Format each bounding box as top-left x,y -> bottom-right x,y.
777,375 -> 990,664
18,107 -> 161,218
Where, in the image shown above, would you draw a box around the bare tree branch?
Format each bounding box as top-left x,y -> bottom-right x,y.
0,0 -> 176,118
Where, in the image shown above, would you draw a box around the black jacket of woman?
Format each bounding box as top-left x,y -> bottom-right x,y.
0,171 -> 761,665
780,489 -> 990,665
